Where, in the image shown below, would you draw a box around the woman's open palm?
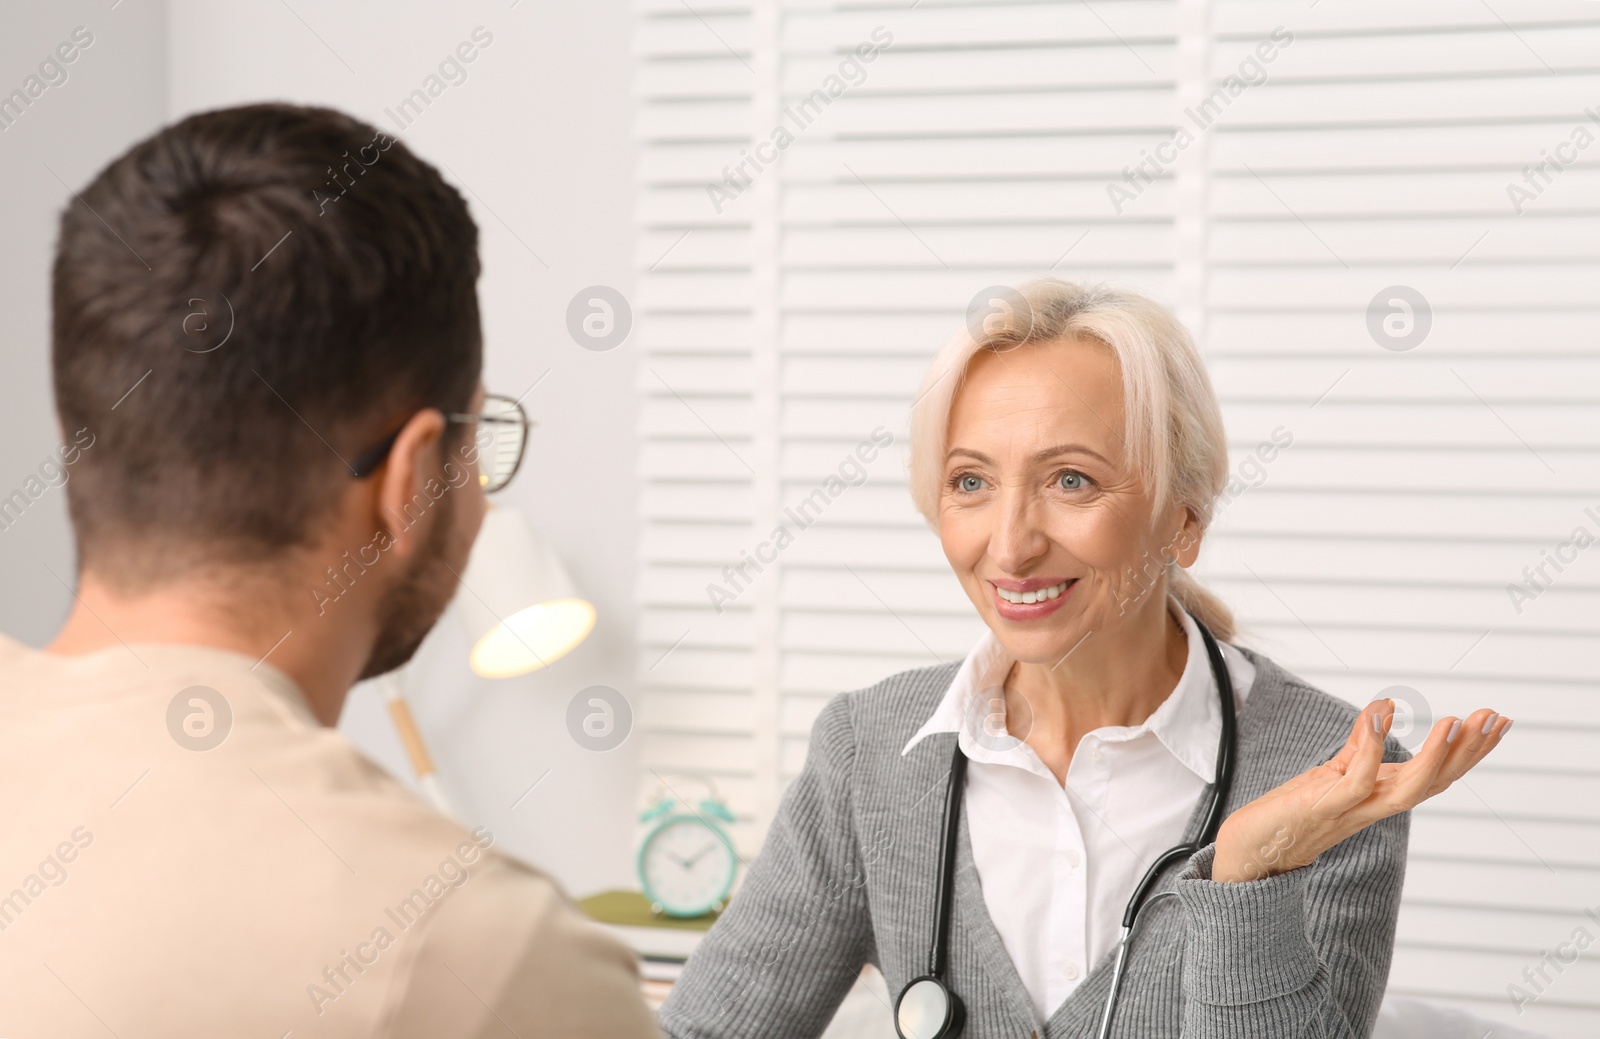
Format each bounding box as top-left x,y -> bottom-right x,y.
1211,699 -> 1511,883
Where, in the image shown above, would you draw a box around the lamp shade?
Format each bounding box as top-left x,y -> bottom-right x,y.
455,505 -> 596,678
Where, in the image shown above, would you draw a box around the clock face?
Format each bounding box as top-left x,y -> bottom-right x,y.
641,816 -> 736,917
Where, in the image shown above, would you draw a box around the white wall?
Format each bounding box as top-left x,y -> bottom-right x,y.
0,1 -> 166,642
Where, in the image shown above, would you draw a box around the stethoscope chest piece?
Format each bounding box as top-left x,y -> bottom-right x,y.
895,975 -> 964,1039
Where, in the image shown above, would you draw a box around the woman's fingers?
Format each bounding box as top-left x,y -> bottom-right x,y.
1424,708 -> 1511,797
1224,702 -> 1513,881
1334,704 -> 1513,827
1368,707 -> 1511,815
1311,699 -> 1392,819
1323,699 -> 1390,772
1371,716 -> 1456,810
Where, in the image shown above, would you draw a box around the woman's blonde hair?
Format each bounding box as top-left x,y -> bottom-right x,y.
908,279 -> 1236,640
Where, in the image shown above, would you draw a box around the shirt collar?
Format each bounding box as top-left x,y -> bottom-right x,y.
901,600 -> 1229,783
0,631 -> 319,729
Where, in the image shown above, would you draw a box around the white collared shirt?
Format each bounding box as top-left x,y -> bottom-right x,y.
901,602 -> 1256,1022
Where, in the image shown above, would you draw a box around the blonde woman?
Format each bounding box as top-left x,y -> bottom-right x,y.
660,280 -> 1508,1038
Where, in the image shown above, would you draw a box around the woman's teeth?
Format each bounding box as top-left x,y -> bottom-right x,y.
996,580 -> 1070,605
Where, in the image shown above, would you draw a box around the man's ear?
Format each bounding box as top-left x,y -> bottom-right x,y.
374,409 -> 447,559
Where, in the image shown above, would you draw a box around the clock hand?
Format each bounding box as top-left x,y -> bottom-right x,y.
683,839 -> 723,867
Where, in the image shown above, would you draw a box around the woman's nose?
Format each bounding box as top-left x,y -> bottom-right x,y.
987,486 -> 1051,572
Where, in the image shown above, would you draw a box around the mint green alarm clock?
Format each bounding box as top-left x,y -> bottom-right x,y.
637,787 -> 738,918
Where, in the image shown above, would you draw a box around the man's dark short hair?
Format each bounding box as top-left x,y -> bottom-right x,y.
52,102 -> 481,586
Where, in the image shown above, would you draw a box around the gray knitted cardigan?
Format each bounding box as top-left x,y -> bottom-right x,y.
659,647 -> 1410,1039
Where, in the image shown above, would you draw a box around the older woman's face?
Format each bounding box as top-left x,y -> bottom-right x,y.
938,339 -> 1197,664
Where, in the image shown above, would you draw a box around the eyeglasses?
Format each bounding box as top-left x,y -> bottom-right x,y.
350,393 -> 531,494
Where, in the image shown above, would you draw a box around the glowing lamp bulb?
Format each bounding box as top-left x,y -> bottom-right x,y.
455,506 -> 595,679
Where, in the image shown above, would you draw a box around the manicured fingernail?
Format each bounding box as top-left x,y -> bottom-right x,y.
1372,712 -> 1383,734
1500,718 -> 1513,736
1481,712 -> 1499,735
1446,719 -> 1462,744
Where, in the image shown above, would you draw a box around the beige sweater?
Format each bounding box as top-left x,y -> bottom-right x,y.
0,634 -> 659,1039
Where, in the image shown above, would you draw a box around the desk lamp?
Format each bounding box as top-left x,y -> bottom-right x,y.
382,504 -> 596,814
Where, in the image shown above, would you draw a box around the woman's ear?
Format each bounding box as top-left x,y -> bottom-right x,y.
374,409 -> 447,559
1169,505 -> 1204,569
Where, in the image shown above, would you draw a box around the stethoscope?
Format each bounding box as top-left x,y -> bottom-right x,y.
893,614 -> 1238,1039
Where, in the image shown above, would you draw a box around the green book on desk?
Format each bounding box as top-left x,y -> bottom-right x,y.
579,889 -> 723,962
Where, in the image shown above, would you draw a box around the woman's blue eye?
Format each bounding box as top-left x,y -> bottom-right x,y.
1058,471 -> 1085,490
959,475 -> 983,493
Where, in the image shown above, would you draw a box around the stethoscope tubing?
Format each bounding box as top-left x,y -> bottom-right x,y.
894,613 -> 1238,1039
929,747 -> 968,978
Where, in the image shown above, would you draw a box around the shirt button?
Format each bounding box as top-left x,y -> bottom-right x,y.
1089,746 -> 1103,762
1063,962 -> 1081,980
1064,849 -> 1081,868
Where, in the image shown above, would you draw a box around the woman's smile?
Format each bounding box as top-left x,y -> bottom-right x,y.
990,577 -> 1076,620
